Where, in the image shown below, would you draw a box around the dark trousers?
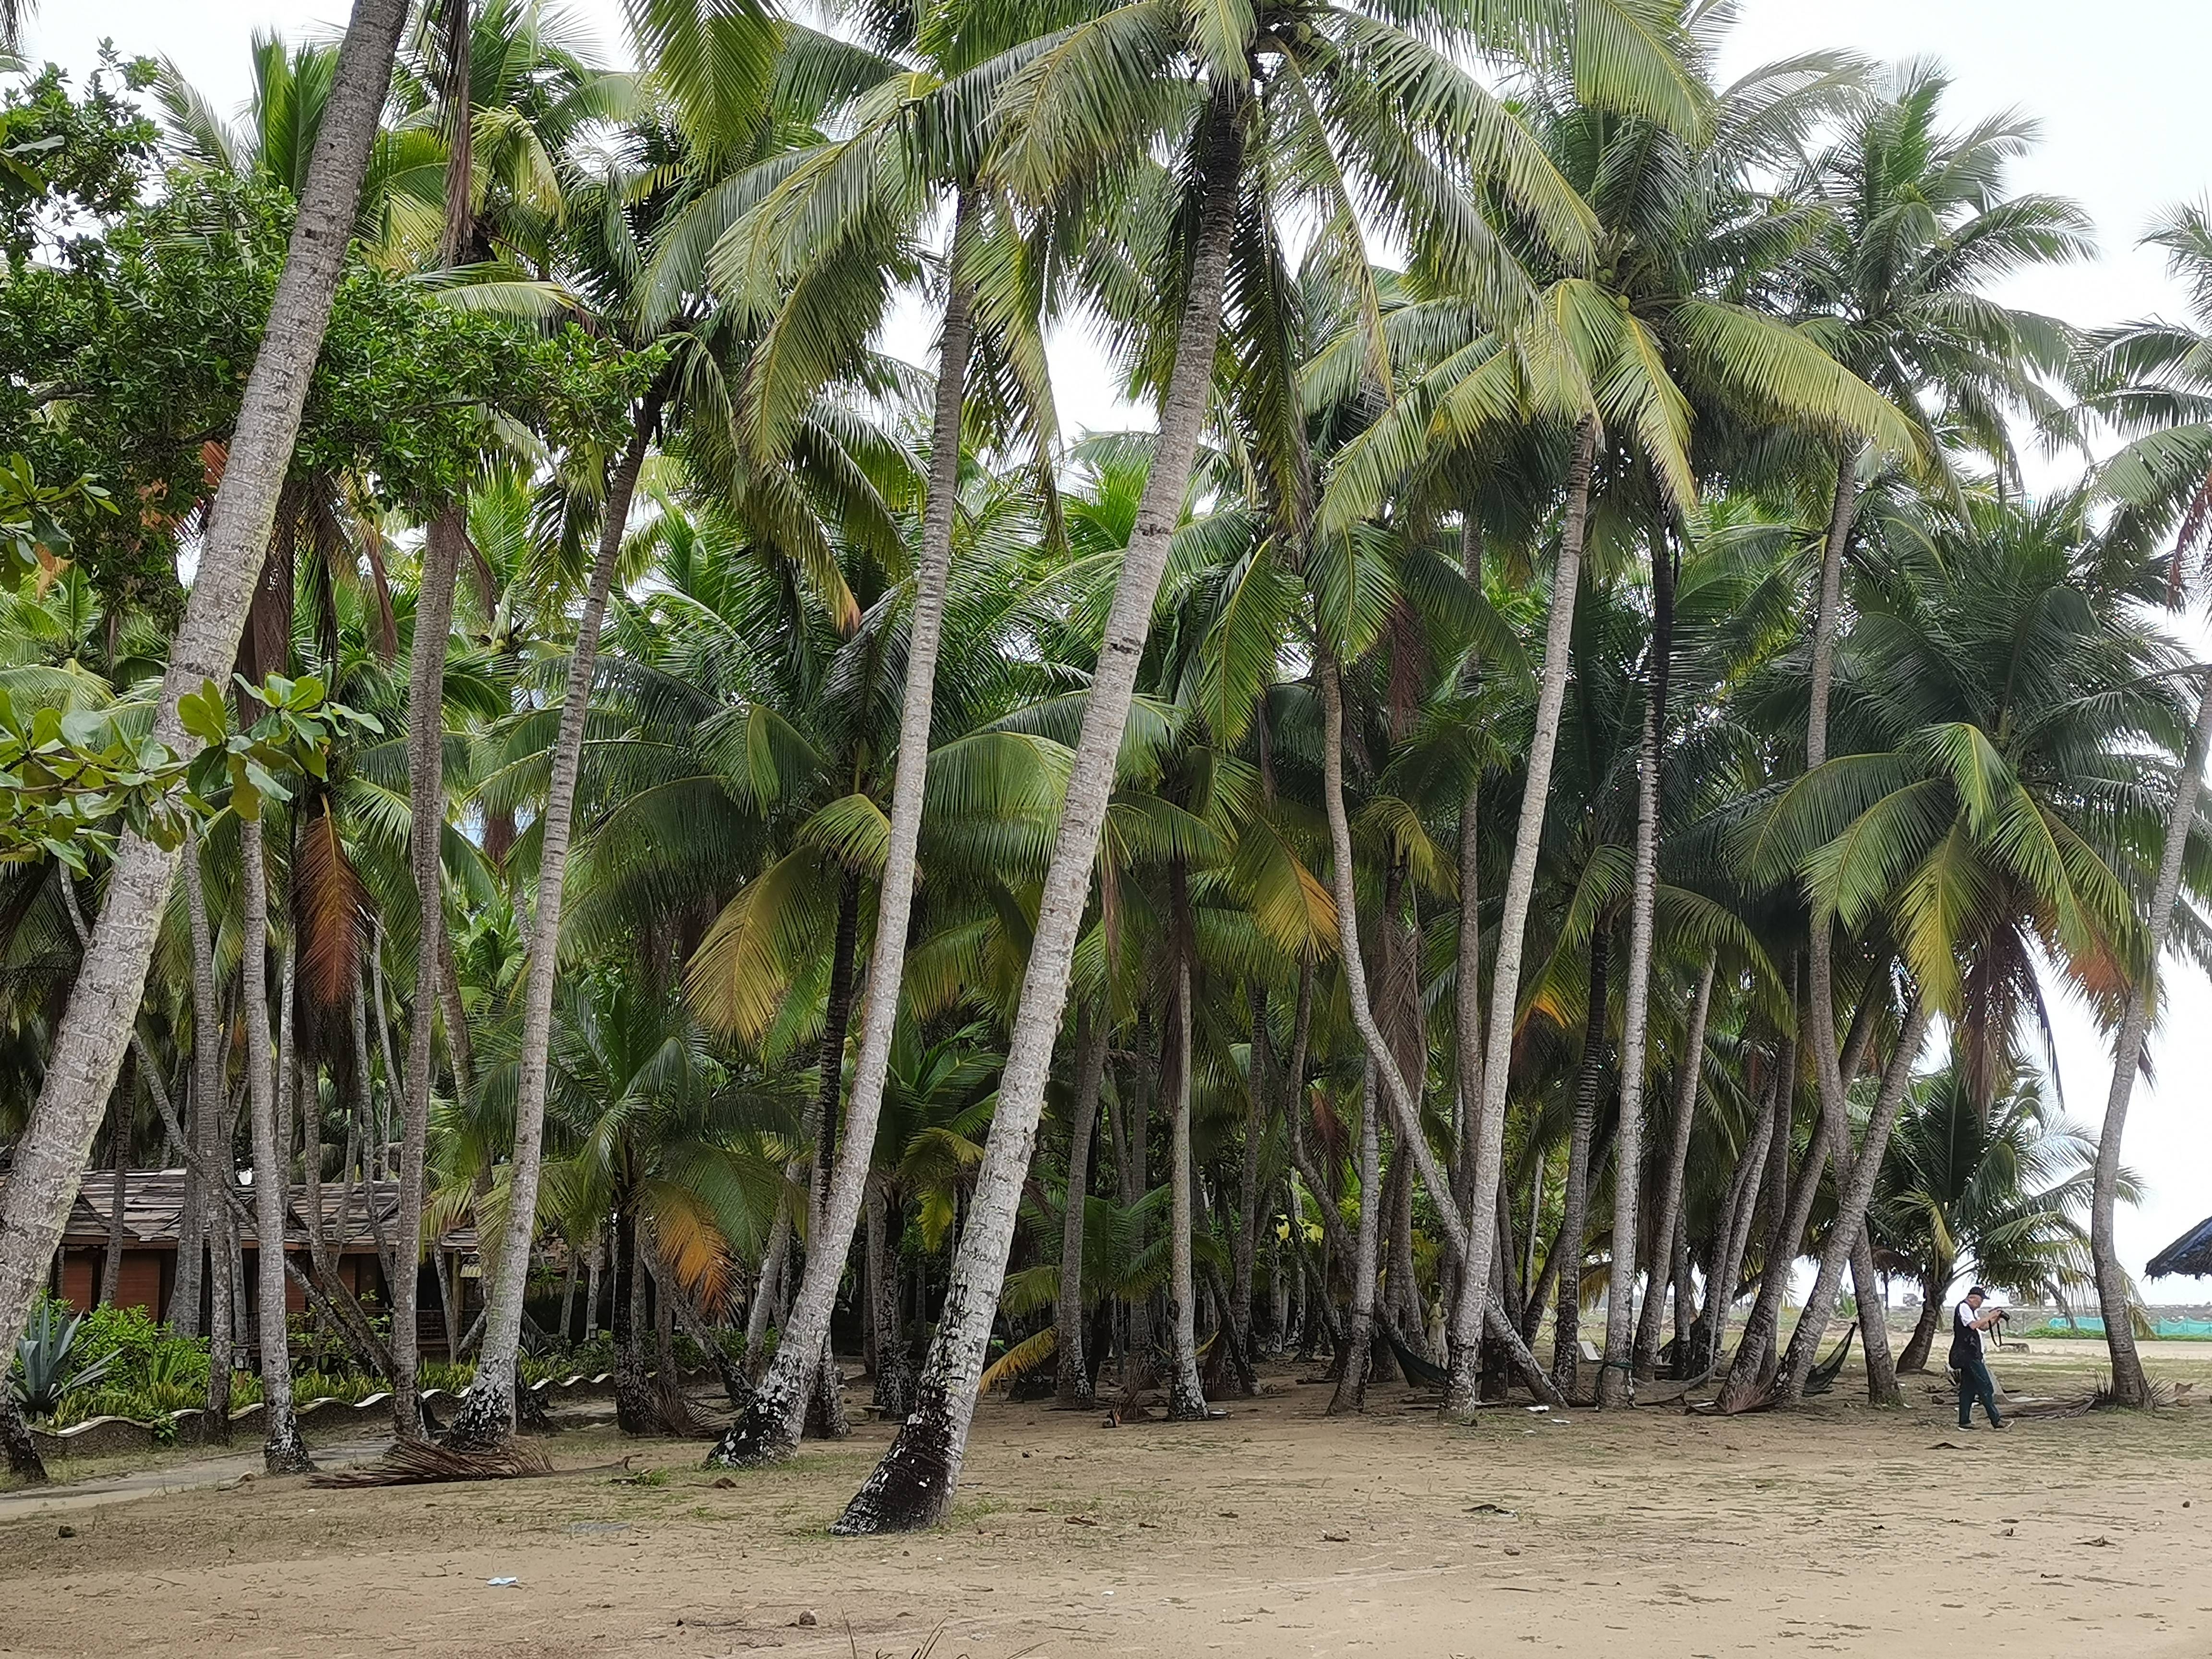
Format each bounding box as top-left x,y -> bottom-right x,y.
1957,1353 -> 2002,1427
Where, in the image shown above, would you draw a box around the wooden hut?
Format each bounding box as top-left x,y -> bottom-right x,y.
11,1167 -> 479,1356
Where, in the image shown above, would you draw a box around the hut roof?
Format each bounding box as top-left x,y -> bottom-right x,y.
5,1168 -> 476,1254
2146,1214 -> 2212,1278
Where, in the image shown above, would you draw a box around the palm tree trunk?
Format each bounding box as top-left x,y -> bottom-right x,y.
1807,445 -> 1863,773
1315,656 -> 1477,1348
1700,1067 -> 1779,1375
867,1177 -> 913,1415
1451,416 -> 1598,1417
2092,674 -> 2212,1405
744,1209 -> 788,1368
1444,522 -> 1486,1410
557,1244 -> 577,1345
583,1228 -> 604,1343
1757,443 -> 1871,1408
1551,933 -> 1610,1397
1598,533 -> 1674,1405
1667,1212 -> 1695,1376
1165,922 -> 1209,1421
100,1058 -> 130,1306
369,922 -> 400,1186
1328,1061 -> 1382,1416
0,1390 -> 41,1483
296,975 -> 387,1377
240,817 -> 312,1474
168,1074 -> 207,1334
206,1177 -> 237,1441
1055,1004 -> 1108,1409
833,93 -> 1247,1534
1120,1022 -> 1153,1380
610,1206 -> 655,1434
801,870 -> 862,1441
711,189 -> 984,1468
446,391 -> 661,1450
0,0 -> 409,1385
1780,999 -> 1933,1400
390,511 -> 461,1439
1520,1159 -> 1543,1333
1633,952 -> 1714,1377
1228,986 -> 1269,1382
1851,1227 -> 1900,1406
1719,976 -> 1814,1411
1897,1273 -> 1945,1374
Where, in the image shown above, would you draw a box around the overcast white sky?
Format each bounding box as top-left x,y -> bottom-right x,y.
34,0 -> 2212,1294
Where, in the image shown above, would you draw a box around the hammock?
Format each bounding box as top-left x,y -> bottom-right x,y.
1803,1326 -> 1855,1397
1378,1320 -> 1451,1391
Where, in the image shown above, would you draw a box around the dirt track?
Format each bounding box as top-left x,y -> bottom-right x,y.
1,1341 -> 2207,1657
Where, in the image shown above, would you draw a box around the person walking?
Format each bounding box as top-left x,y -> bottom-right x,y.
1950,1286 -> 2008,1430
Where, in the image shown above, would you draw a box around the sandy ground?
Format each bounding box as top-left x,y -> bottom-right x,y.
1,1337 -> 2208,1658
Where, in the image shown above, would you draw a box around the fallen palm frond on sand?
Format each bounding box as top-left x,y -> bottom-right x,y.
310,1439 -> 554,1488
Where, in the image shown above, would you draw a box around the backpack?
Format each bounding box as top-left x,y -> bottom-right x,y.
1948,1303 -> 1978,1371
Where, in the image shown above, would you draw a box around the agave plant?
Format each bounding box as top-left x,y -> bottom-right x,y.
9,1301 -> 119,1419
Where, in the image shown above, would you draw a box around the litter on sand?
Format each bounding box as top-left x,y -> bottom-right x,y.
487,1577 -> 520,1588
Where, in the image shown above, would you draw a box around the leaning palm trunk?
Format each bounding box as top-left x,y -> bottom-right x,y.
1719,984 -> 1825,1412
1598,537 -> 1672,1405
1447,417 -> 1598,1418
1698,1069 -> 1779,1375
2091,676 -> 2212,1405
832,96 -> 1247,1535
240,818 -> 312,1474
1717,452 -> 1860,1404
1779,999 -> 1933,1400
170,827 -> 225,1337
1165,942 -> 1209,1421
1055,1007 -> 1108,1409
709,192 -> 982,1468
390,512 -> 460,1439
743,1210 -> 789,1369
1896,1272 -> 1946,1373
1318,655 -> 1561,1410
1851,1229 -> 1900,1406
445,395 -> 660,1449
0,0 -> 409,1377
1632,953 -> 1714,1377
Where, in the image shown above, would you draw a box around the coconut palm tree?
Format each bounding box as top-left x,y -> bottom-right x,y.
527,970 -> 786,1431
830,0 -> 1712,1526
2070,201 -> 2212,1405
0,0 -> 412,1411
1876,1062 -> 2133,1373
1315,24 -> 1914,1411
1769,62 -> 2091,1406
1746,492 -> 2196,1401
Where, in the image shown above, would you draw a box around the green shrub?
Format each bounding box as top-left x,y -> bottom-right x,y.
291,1370 -> 383,1407
417,1360 -> 476,1394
